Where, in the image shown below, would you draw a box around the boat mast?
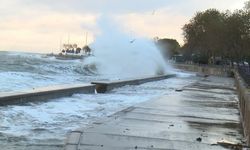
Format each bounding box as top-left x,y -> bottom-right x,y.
59,37 -> 62,51
85,32 -> 88,46
68,33 -> 70,45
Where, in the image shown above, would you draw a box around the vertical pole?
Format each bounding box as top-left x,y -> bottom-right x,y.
85,32 -> 88,46
68,33 -> 70,45
59,37 -> 62,51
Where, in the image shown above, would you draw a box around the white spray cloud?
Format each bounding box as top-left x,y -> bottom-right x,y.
84,16 -> 172,79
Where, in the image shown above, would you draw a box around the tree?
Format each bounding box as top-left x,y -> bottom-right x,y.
156,38 -> 180,59
244,0 -> 250,11
182,7 -> 250,63
224,10 -> 249,61
182,9 -> 226,63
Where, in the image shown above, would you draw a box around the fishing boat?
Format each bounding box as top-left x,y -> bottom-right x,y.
49,44 -> 92,60
47,33 -> 92,60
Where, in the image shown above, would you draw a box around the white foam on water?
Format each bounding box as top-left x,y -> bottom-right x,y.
0,75 -> 195,149
0,52 -> 104,92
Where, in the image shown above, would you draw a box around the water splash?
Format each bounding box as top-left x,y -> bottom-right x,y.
84,16 -> 172,79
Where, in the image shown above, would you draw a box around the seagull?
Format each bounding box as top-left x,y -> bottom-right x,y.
130,39 -> 136,43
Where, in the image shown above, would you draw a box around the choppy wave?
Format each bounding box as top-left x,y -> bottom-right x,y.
0,51 -> 94,74
0,51 -> 100,92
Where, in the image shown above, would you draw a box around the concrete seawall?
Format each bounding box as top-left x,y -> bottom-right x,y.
174,64 -> 233,76
0,84 -> 95,106
0,74 -> 175,105
234,70 -> 250,145
92,74 -> 176,93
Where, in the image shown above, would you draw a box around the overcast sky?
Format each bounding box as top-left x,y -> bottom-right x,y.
0,0 -> 246,53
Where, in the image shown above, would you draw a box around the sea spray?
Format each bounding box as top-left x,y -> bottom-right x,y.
84,17 -> 171,79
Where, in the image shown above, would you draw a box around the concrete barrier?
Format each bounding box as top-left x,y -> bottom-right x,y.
234,70 -> 250,145
91,74 -> 176,93
0,84 -> 95,106
0,75 -> 176,105
174,63 -> 233,77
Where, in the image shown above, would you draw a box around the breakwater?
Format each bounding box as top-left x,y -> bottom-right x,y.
92,74 -> 176,93
0,74 -> 175,105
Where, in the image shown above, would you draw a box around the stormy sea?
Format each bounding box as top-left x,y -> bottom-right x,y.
0,16 -> 196,149
0,51 -> 195,149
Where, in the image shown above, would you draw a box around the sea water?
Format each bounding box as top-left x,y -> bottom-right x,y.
0,51 -> 101,92
0,51 -> 196,149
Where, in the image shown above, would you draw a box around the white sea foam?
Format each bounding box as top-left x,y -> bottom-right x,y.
0,75 -> 195,149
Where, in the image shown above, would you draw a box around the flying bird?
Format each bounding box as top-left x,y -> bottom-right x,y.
130,39 -> 136,43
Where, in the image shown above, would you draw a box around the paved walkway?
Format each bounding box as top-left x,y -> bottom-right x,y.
65,76 -> 243,150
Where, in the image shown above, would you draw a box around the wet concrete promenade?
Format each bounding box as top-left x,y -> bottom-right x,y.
65,76 -> 244,150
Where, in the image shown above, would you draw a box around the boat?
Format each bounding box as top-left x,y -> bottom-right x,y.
47,44 -> 92,60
